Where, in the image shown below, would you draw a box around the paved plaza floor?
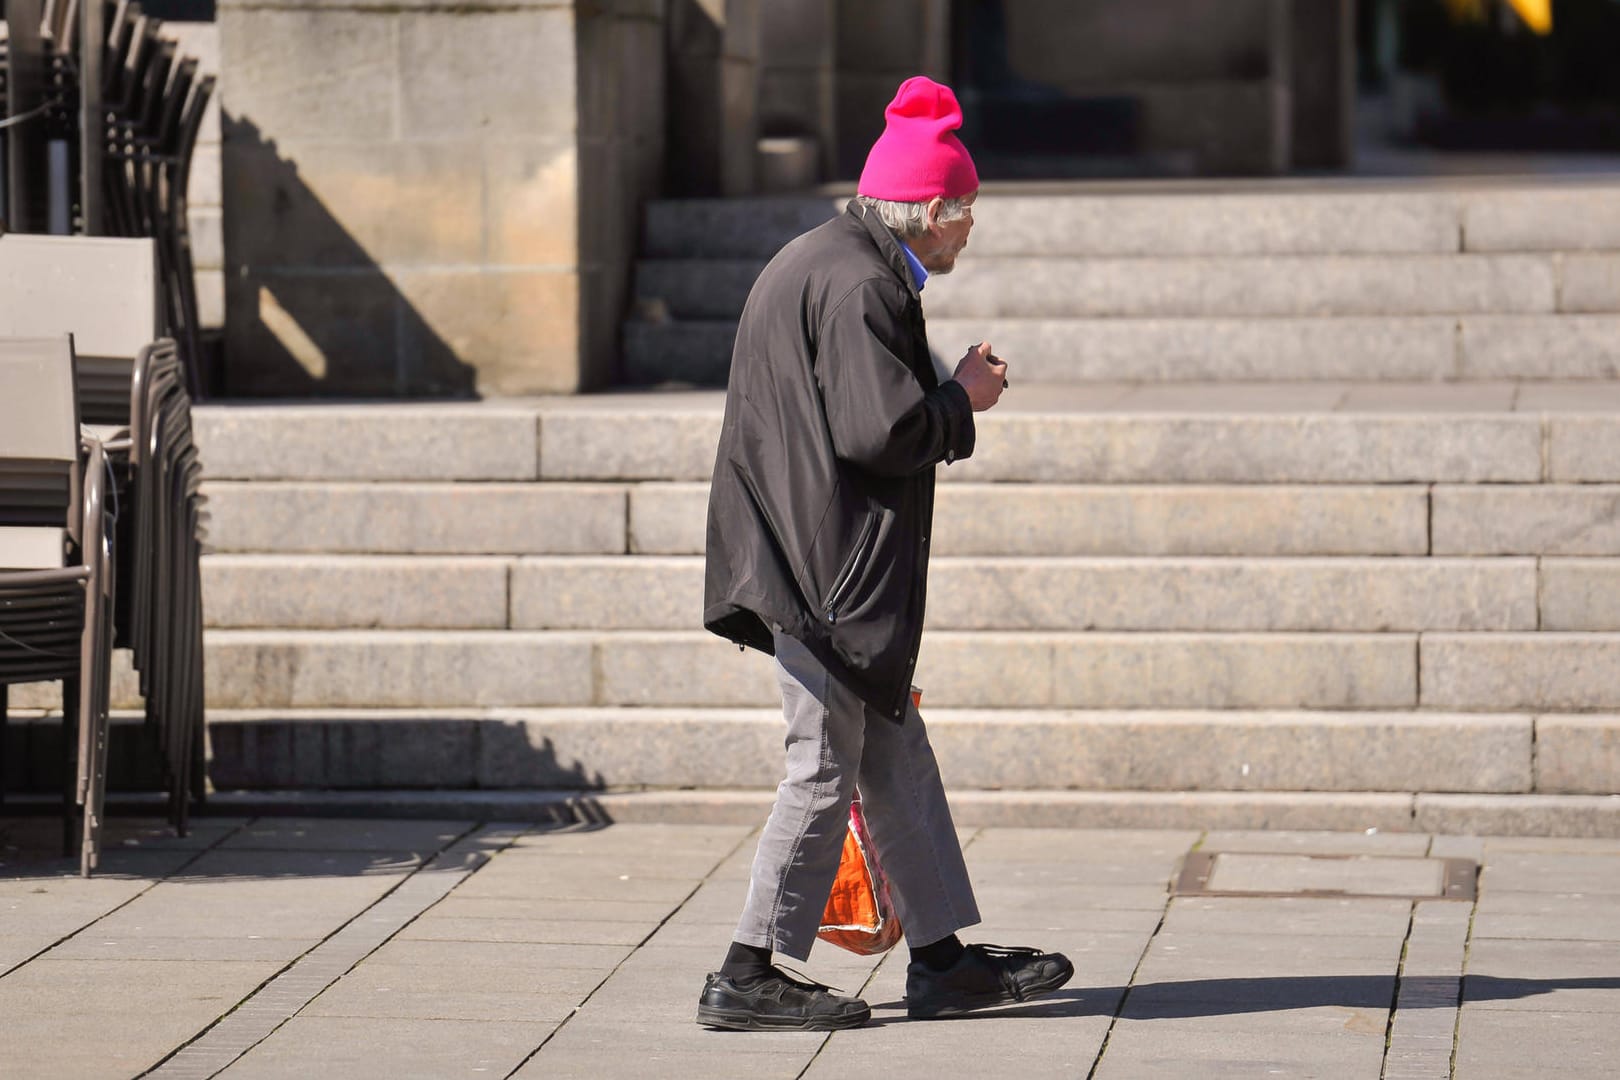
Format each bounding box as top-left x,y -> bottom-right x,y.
2,815 -> 1617,1079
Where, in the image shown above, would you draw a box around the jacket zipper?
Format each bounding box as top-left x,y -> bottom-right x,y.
823,512 -> 879,622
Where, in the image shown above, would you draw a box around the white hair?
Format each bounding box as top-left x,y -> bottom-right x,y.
852,194 -> 972,240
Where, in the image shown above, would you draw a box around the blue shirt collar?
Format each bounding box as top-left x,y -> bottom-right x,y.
899,242 -> 929,292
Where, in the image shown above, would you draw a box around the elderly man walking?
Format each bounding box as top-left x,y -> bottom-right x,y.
697,76 -> 1073,1031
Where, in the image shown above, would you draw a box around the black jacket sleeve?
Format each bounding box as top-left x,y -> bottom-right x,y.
815,277 -> 976,477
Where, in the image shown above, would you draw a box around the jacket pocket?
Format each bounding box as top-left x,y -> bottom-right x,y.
822,511 -> 880,623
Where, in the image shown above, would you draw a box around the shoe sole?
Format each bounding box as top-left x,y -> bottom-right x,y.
906,960 -> 1076,1020
695,1004 -> 872,1032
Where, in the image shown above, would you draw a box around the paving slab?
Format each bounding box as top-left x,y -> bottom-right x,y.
299,977 -> 584,1023
47,933 -> 318,963
1479,851 -> 1620,894
398,915 -> 653,946
1474,893 -> 1620,942
1161,896 -> 1412,938
1204,852 -> 1447,897
1454,1005 -> 1620,1079
424,895 -> 679,924
215,1015 -> 558,1080
1200,829 -> 1433,856
1464,938 -> 1620,1013
217,817 -> 471,852
0,958 -> 288,1078
517,1048 -> 816,1080
807,1009 -> 1116,1080
1094,1018 -> 1384,1080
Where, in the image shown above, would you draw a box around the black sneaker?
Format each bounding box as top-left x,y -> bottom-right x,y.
696,968 -> 872,1031
906,943 -> 1074,1019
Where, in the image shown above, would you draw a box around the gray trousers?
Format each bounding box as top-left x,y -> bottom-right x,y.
734,631 -> 981,961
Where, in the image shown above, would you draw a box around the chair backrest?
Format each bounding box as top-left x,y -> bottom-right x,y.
0,235 -> 160,422
0,335 -> 80,463
0,335 -> 80,545
0,233 -> 159,359
0,234 -> 159,361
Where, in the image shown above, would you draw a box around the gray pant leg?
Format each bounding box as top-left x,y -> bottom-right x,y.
857,692 -> 981,948
734,632 -> 979,960
734,633 -> 865,960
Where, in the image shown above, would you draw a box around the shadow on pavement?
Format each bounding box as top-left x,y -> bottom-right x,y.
865,973 -> 1620,1025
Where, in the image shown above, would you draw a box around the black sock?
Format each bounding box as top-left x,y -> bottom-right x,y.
720,941 -> 774,985
911,934 -> 965,972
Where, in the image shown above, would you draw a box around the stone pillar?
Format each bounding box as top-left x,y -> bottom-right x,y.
759,0 -> 836,183
833,0 -> 950,179
219,0 -> 664,397
1289,0 -> 1356,169
665,0 -> 760,196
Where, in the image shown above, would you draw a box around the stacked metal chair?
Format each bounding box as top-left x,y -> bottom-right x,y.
0,335 -> 116,876
2,0 -> 213,398
0,233 -> 206,867
124,338 -> 205,834
101,0 -> 212,398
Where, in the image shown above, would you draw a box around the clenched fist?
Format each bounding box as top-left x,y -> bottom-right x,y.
953,341 -> 1008,412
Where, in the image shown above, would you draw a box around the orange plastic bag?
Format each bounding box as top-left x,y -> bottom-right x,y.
816,687 -> 919,956
816,792 -> 902,954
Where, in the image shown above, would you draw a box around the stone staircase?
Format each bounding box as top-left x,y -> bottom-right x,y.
625,180 -> 1620,386
13,179 -> 1620,833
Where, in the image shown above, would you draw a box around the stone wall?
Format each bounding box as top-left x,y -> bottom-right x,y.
218,0 -> 664,397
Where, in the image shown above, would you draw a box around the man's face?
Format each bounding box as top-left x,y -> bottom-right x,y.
915,193 -> 976,274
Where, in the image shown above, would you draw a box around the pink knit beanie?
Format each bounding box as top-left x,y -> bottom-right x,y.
857,76 -> 979,202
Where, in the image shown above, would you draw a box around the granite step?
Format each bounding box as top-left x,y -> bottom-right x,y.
533,403 -> 1555,484
195,392 -> 1620,485
27,628 -> 1620,713
15,705 -> 1614,800
195,707 -> 1544,794
195,788 -> 1620,837
5,629 -> 1416,711
200,554 -> 1558,633
622,315 -> 1620,386
642,183 -> 1620,260
634,253 -> 1619,322
202,481 -> 1436,558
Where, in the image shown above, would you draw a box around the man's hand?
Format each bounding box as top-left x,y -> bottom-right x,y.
952,341 -> 1008,412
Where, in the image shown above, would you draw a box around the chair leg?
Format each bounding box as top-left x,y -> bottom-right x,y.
62,678 -> 81,859
0,684 -> 8,806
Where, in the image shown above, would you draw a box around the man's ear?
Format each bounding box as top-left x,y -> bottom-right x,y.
924,196 -> 945,232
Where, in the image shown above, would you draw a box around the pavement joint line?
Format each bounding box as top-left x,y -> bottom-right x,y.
0,816 -> 252,980
1451,886 -> 1482,1077
502,824 -> 763,1079
141,820 -> 521,1080
1382,900 -> 1472,1079
1378,902 -> 1419,1079
1084,867 -> 1178,1079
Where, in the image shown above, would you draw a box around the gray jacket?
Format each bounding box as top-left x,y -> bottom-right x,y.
702,203 -> 976,722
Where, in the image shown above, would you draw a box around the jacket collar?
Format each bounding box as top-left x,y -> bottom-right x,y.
846,202 -> 923,303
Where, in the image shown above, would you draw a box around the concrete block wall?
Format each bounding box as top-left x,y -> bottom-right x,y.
216,0 -> 664,397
